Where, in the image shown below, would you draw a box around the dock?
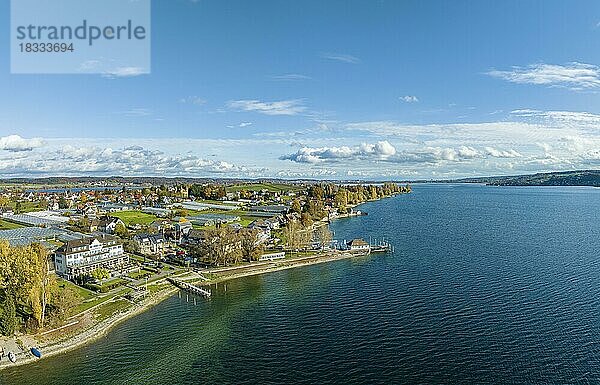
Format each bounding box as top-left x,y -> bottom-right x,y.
370,242 -> 393,253
167,278 -> 212,298
337,237 -> 395,254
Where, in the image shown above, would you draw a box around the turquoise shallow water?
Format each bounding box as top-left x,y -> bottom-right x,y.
3,184 -> 600,384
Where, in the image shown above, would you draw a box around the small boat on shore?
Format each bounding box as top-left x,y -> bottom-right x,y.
8,351 -> 16,363
31,347 -> 42,358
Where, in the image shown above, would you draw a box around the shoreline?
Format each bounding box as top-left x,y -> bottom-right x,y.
0,285 -> 178,370
0,194 -> 396,371
0,249 -> 378,371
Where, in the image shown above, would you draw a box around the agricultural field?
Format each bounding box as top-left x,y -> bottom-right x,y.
0,219 -> 24,230
7,200 -> 46,213
110,210 -> 158,226
226,183 -> 303,193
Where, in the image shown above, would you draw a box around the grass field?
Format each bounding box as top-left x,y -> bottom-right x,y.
57,278 -> 97,301
0,219 -> 24,230
6,200 -> 46,213
95,299 -> 132,321
110,210 -> 158,226
226,183 -> 303,193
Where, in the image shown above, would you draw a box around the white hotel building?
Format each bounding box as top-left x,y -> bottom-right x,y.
54,235 -> 128,279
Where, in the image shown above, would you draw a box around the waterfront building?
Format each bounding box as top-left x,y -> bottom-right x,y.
54,235 -> 128,279
347,238 -> 370,252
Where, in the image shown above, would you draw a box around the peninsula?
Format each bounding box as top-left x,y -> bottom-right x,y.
0,180 -> 410,368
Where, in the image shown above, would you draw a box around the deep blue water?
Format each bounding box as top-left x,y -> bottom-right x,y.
3,184 -> 600,384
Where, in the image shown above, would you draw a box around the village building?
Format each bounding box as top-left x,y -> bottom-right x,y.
54,235 -> 128,279
133,233 -> 167,255
347,238 -> 370,252
97,217 -> 126,234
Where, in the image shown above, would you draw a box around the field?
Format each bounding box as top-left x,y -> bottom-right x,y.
0,219 -> 24,230
57,278 -> 96,301
110,210 -> 158,226
226,183 -> 303,193
7,200 -> 46,213
94,299 -> 132,321
202,208 -> 265,227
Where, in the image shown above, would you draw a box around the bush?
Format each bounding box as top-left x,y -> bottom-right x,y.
100,279 -> 126,293
0,296 -> 17,336
82,283 -> 102,292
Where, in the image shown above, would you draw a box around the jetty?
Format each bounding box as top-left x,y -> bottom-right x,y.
167,278 -> 211,298
338,237 -> 394,254
370,242 -> 393,253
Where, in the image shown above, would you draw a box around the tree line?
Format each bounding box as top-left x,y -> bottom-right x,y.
188,184 -> 227,200
189,227 -> 265,266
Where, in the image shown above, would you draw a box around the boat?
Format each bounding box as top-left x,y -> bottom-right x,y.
8,351 -> 16,363
30,347 -> 42,358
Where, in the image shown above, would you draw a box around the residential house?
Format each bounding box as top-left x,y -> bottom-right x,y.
248,220 -> 272,243
133,233 -> 167,255
97,217 -> 126,234
185,229 -> 208,245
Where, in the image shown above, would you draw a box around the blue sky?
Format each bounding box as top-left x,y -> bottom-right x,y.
2,0 -> 600,179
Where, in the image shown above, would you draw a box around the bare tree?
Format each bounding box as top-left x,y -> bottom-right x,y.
239,228 -> 264,261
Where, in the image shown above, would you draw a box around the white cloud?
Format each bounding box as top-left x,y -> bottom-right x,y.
487,62 -> 600,90
103,66 -> 148,78
269,74 -> 312,81
0,143 -> 247,177
227,99 -> 306,116
320,52 -> 360,64
400,95 -> 419,103
120,108 -> 152,117
239,122 -> 253,127
484,147 -> 523,158
281,141 -> 396,164
0,135 -> 44,152
179,96 -> 206,105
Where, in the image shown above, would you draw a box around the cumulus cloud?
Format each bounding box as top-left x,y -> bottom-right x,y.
400,95 -> 419,103
394,146 -> 482,164
227,99 -> 306,116
281,142 -> 528,166
0,144 -> 245,177
484,147 -> 522,158
487,62 -> 600,90
281,141 -> 397,164
0,135 -> 44,152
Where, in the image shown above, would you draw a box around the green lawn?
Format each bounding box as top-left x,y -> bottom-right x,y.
95,299 -> 132,321
0,219 -> 24,230
57,278 -> 96,301
128,270 -> 153,280
6,200 -> 46,213
226,183 -> 303,193
110,210 -> 158,226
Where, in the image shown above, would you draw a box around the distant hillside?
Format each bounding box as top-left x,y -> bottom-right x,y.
450,170 -> 600,187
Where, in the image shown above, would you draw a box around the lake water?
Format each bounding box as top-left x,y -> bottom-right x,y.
3,184 -> 600,384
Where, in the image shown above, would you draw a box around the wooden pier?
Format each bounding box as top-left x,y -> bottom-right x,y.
167,278 -> 212,298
